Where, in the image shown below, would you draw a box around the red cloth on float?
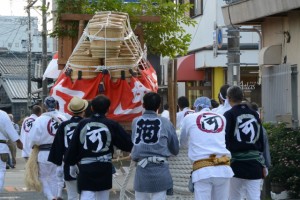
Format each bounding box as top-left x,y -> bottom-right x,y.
50,64 -> 158,122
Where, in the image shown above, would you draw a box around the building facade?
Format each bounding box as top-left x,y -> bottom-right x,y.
0,15 -> 55,122
0,53 -> 38,123
162,0 -> 260,107
0,16 -> 53,53
222,0 -> 300,126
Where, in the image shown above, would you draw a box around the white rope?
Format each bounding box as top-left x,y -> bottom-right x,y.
87,31 -> 134,42
63,11 -> 152,81
68,62 -> 138,71
120,160 -> 136,200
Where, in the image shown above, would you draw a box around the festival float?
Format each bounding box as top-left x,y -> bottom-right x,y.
50,11 -> 158,122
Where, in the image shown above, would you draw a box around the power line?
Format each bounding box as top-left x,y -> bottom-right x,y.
0,24 -> 26,36
4,23 -> 23,49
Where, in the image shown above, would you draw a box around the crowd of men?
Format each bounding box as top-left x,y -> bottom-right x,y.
0,84 -> 270,200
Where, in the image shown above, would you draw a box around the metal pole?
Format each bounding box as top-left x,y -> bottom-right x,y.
227,27 -> 240,86
26,0 -> 38,113
42,0 -> 48,101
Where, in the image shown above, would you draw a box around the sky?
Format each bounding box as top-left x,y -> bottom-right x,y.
0,0 -> 49,30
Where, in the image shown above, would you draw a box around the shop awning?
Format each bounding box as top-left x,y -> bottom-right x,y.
177,54 -> 205,81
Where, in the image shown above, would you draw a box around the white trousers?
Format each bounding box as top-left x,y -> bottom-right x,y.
57,168 -> 65,198
65,180 -> 78,200
229,177 -> 261,200
80,190 -> 109,200
135,191 -> 167,200
194,177 -> 231,200
39,162 -> 59,200
0,159 -> 6,191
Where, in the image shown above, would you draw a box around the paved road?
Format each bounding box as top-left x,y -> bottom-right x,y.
2,149 -> 135,200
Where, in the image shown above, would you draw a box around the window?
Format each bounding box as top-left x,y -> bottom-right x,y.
186,81 -> 212,108
15,43 -> 19,47
190,0 -> 203,17
8,43 -> 12,48
39,43 -> 42,48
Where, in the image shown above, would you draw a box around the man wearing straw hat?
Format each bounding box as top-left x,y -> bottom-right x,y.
48,96 -> 89,200
180,96 -> 234,200
28,96 -> 68,200
64,95 -> 133,200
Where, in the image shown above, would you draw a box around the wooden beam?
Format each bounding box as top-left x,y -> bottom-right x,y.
60,14 -> 160,22
78,20 -> 85,40
134,25 -> 145,50
61,14 -> 93,21
168,59 -> 177,126
131,16 -> 161,23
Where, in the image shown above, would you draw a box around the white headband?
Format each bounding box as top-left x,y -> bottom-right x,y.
219,92 -> 226,101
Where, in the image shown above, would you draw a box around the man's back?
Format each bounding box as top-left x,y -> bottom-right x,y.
224,103 -> 264,180
180,109 -> 230,161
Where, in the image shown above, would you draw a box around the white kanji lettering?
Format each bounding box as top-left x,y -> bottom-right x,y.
238,118 -> 256,142
84,125 -> 109,153
64,126 -> 75,148
51,79 -> 85,112
113,80 -> 150,115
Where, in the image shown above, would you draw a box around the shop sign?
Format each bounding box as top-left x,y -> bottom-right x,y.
240,81 -> 257,91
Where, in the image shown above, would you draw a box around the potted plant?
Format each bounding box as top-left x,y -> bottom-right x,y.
265,122 -> 300,198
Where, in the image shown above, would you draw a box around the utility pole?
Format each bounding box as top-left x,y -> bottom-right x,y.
226,27 -> 240,86
26,0 -> 38,113
42,0 -> 48,101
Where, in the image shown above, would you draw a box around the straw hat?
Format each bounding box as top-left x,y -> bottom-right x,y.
68,97 -> 88,114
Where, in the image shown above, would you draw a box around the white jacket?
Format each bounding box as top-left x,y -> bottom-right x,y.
0,110 -> 19,154
28,111 -> 67,163
20,114 -> 38,158
176,107 -> 194,129
180,108 -> 234,182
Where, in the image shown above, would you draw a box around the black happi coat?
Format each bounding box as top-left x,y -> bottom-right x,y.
224,103 -> 264,179
48,116 -> 83,181
64,113 -> 133,192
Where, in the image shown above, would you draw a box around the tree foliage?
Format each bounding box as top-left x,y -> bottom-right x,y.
51,0 -> 196,58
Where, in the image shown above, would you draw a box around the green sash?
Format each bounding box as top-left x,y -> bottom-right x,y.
231,150 -> 266,167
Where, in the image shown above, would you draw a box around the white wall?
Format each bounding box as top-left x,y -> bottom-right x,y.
195,50 -> 259,68
182,0 -> 260,68
177,82 -> 185,97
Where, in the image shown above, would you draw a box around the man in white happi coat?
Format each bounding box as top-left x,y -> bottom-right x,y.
212,84 -> 231,115
28,96 -> 67,200
176,96 -> 194,129
0,110 -> 23,191
48,96 -> 89,200
20,105 -> 42,161
180,97 -> 234,200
